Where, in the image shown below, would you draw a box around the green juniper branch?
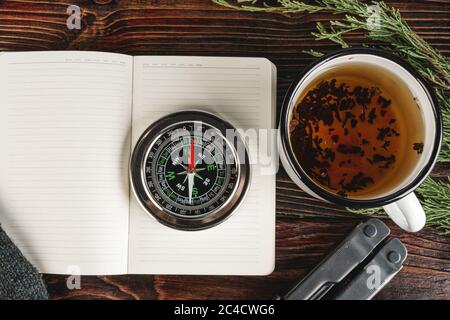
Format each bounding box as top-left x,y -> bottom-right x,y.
213,0 -> 450,233
348,178 -> 450,234
212,0 -> 450,90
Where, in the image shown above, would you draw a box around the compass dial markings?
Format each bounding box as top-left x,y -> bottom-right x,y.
145,122 -> 239,217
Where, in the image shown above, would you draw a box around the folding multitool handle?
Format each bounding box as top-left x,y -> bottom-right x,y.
280,218 -> 391,300
332,237 -> 407,300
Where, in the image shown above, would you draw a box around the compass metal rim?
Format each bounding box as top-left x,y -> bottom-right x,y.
130,110 -> 251,231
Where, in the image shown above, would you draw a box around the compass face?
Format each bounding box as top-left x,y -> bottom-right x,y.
130,111 -> 250,231
146,122 -> 238,217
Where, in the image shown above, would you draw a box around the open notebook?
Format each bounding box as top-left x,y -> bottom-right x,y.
0,51 -> 276,275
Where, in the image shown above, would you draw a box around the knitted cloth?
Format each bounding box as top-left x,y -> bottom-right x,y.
0,226 -> 48,300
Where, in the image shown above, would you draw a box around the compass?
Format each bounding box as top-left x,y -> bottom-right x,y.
130,111 -> 251,231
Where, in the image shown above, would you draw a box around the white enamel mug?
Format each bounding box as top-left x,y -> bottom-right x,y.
279,48 -> 442,232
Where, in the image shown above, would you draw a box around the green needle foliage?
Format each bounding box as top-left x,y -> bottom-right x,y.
213,0 -> 450,233
348,178 -> 450,234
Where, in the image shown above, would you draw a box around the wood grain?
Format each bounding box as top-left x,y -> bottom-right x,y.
1,0 -> 449,300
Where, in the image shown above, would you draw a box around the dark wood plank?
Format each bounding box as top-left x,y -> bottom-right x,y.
2,0 -> 449,300
43,216 -> 450,300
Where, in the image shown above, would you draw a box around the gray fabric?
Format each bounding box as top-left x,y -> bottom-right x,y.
0,225 -> 48,300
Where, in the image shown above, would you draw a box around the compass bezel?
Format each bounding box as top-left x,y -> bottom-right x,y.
130,110 -> 251,231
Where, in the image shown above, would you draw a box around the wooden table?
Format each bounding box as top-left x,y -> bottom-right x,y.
1,0 -> 449,300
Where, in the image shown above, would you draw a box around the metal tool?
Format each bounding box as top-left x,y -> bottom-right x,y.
279,218 -> 407,300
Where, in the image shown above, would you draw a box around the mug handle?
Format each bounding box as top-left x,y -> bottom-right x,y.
382,192 -> 426,232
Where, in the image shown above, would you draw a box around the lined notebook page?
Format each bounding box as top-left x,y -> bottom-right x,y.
128,56 -> 276,275
0,52 -> 133,275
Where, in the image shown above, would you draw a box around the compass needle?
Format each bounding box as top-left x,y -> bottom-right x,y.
188,173 -> 195,204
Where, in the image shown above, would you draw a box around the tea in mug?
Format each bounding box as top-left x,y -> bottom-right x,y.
289,63 -> 425,198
